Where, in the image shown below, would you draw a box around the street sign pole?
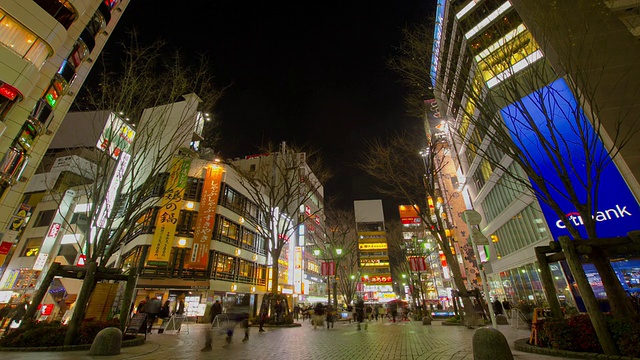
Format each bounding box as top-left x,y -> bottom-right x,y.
462,210 -> 497,328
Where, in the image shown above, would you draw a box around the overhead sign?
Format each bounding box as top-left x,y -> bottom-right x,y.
409,256 -> 428,272
358,243 -> 388,250
500,78 -> 640,240
321,261 -> 335,276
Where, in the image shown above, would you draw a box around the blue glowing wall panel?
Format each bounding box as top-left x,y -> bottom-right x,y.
500,78 -> 640,240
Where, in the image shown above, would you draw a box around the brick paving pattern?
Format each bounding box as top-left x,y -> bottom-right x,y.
0,320 -> 575,360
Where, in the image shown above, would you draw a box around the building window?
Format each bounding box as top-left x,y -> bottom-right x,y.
0,10 -> 52,68
176,210 -> 197,236
33,209 -> 56,227
184,177 -> 204,201
33,0 -> 77,29
21,237 -> 42,257
216,216 -> 239,245
221,184 -> 244,213
212,251 -> 236,280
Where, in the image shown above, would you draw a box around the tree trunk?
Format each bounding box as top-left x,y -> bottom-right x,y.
590,253 -> 635,319
270,264 -> 280,295
558,236 -> 618,355
440,239 -> 479,326
119,267 -> 138,331
23,263 -> 61,322
64,261 -> 98,346
535,248 -> 563,318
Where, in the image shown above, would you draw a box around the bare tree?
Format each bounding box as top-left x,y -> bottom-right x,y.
25,34 -> 223,345
228,143 -> 332,305
359,130 -> 480,326
308,205 -> 359,306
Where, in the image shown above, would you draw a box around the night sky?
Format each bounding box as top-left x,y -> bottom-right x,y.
104,1 -> 433,215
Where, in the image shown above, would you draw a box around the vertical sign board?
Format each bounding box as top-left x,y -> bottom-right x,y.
185,165 -> 223,269
294,247 -> 303,293
33,189 -> 75,271
500,78 -> 640,240
147,158 -> 191,266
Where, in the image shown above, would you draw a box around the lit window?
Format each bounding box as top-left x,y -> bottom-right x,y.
22,237 -> 42,257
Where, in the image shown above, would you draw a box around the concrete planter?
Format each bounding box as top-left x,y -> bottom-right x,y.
422,317 -> 432,325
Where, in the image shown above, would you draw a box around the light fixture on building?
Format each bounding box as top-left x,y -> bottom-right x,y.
186,201 -> 194,209
178,238 -> 187,247
231,284 -> 237,291
239,217 -> 245,224
252,254 -> 257,261
235,248 -> 241,256
250,286 -> 255,293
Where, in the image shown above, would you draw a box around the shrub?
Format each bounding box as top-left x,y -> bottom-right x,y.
0,320 -> 66,348
0,318 -> 124,348
539,314 -> 640,357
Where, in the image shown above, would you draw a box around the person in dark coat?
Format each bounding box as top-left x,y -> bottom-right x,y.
493,298 -> 504,315
145,296 -> 162,333
355,298 -> 365,330
202,300 -> 224,351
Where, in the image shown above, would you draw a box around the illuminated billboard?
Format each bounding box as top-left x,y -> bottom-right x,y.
96,113 -> 135,159
500,78 -> 640,240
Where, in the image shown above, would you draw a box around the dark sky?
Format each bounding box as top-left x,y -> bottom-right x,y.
106,1 -> 433,215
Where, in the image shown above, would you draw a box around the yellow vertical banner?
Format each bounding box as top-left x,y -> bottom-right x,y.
185,164 -> 223,270
147,158 -> 191,266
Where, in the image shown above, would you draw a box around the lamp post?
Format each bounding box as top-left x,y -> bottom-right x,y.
314,246 -> 342,306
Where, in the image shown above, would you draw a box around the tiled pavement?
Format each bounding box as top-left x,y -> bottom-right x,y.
0,319 -> 575,360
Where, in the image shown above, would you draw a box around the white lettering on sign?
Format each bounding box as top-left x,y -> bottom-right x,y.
555,205 -> 632,229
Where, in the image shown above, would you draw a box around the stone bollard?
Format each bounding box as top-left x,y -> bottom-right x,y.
89,327 -> 123,356
472,327 -> 513,360
496,314 -> 509,325
422,317 -> 432,325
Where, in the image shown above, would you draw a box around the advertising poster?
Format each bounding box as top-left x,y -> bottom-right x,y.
147,158 -> 191,266
185,165 -> 223,269
500,78 -> 640,240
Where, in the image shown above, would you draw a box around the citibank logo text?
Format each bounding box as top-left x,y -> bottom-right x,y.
555,205 -> 632,229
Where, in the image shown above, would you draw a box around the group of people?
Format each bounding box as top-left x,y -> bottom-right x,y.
0,298 -> 29,333
135,295 -> 184,334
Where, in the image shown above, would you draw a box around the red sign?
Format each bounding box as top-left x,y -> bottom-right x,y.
321,261 -> 335,276
409,256 -> 427,272
401,217 -> 421,225
40,304 -> 54,316
362,276 -> 392,284
0,83 -> 20,101
47,223 -> 61,238
0,241 -> 12,255
76,254 -> 86,266
439,251 -> 448,267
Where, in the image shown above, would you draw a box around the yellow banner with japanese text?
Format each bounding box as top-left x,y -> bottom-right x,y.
147,157 -> 191,266
358,242 -> 388,250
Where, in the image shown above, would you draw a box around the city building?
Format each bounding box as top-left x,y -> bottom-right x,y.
354,199 -> 394,303
0,0 -> 129,278
430,0 -> 640,307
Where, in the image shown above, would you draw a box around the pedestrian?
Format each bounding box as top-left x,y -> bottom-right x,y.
325,304 -> 335,329
502,299 -> 512,318
137,296 -> 148,314
313,302 -> 325,330
492,298 -> 504,315
274,299 -> 284,325
293,304 -> 301,321
176,298 -> 185,315
347,304 -> 354,323
145,296 -> 162,333
389,303 -> 398,323
258,307 -> 267,332
201,300 -> 224,351
157,300 -> 171,333
355,298 -> 365,330
373,305 -> 379,321
223,300 -> 250,345
366,304 -> 373,322
378,305 -> 386,322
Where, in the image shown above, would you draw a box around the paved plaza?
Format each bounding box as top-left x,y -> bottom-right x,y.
0,320 -> 574,360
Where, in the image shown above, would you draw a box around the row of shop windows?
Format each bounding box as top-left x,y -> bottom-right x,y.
122,246 -> 267,286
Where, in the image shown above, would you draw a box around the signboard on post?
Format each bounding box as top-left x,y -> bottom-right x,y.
409,256 -> 427,272
321,261 -> 335,276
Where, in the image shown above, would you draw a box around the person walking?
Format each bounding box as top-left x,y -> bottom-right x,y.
355,298 -> 365,330
502,299 -> 512,318
493,297 -> 504,316
157,300 -> 171,334
201,300 -> 224,351
145,296 -> 162,334
223,300 -> 250,345
325,304 -> 335,329
313,302 -> 325,330
365,304 -> 373,323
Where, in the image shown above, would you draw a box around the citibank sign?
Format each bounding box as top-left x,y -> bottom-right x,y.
501,78 -> 640,240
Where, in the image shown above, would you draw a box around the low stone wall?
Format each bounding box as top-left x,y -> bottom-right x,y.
514,338 -> 640,359
0,335 -> 145,352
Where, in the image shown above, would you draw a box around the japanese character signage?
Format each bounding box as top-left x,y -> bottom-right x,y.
148,158 -> 191,266
185,165 -> 223,269
409,256 -> 427,272
362,275 -> 392,284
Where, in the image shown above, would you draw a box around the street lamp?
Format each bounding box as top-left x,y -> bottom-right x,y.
313,246 -> 342,307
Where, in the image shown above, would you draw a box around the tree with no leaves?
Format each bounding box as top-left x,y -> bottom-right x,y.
359,129 -> 480,326
24,34 -> 223,345
228,143 -> 331,307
